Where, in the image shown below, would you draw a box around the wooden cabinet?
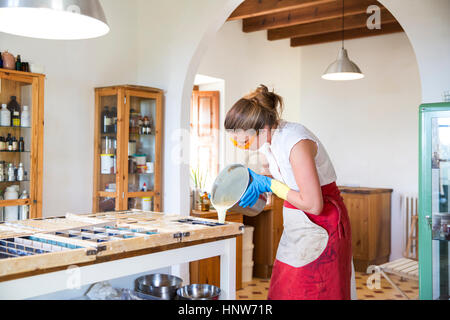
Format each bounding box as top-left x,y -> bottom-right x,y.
339,186 -> 393,272
190,210 -> 243,290
93,85 -> 163,213
0,69 -> 45,220
243,195 -> 284,279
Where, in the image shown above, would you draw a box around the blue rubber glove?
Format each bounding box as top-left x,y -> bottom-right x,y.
239,169 -> 272,208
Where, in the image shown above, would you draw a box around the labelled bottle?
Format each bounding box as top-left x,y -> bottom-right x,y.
21,105 -> 30,127
8,96 -> 20,127
12,137 -> 18,151
102,106 -> 111,134
0,104 -> 11,127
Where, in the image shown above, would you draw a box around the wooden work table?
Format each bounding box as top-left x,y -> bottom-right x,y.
0,211 -> 243,300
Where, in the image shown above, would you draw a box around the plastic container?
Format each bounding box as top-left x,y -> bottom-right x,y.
0,104 -> 10,127
4,186 -> 19,221
242,244 -> 254,265
21,106 -> 31,127
242,226 -> 254,248
242,261 -> 254,283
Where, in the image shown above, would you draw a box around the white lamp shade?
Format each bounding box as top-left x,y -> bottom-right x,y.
322,48 -> 365,81
0,0 -> 109,40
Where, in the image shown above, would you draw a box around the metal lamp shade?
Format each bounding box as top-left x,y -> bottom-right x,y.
322,48 -> 365,81
0,0 -> 109,40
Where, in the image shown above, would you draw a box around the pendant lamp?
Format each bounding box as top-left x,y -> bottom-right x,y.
0,0 -> 109,40
322,0 -> 364,81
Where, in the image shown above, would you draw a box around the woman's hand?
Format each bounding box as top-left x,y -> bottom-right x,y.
239,169 -> 272,208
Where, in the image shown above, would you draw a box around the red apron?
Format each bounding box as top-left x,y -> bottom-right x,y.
267,182 -> 353,300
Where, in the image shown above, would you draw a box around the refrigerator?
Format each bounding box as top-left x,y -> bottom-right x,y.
419,103 -> 450,300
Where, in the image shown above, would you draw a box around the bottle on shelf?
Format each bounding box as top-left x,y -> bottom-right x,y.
8,96 -> 21,127
149,115 -> 154,135
0,137 -> 5,151
12,137 -> 18,151
15,55 -> 22,71
21,105 -> 30,127
5,134 -> 12,151
7,139 -> 13,151
17,163 -> 24,181
101,106 -> 111,134
111,106 -> 117,133
19,190 -> 29,220
0,162 -> 5,182
4,185 -> 19,221
201,192 -> 211,212
0,104 -> 11,127
0,194 -> 4,222
19,137 -> 25,152
7,163 -> 15,181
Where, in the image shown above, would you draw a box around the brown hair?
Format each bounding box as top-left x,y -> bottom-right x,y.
225,85 -> 283,131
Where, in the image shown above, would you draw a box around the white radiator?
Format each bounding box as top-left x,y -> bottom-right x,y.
401,194 -> 419,260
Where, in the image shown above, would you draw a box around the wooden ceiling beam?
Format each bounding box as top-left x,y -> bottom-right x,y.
290,21 -> 403,47
228,0 -> 336,21
243,0 -> 381,33
268,8 -> 395,40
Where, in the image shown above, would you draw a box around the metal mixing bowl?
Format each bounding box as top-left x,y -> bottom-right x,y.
176,284 -> 221,300
211,164 -> 267,217
134,274 -> 183,300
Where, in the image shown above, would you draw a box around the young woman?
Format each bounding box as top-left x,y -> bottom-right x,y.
225,85 -> 355,300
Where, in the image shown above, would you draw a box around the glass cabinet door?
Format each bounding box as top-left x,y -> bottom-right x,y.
0,76 -> 36,222
420,104 -> 450,300
94,91 -> 120,212
430,116 -> 450,300
124,91 -> 160,212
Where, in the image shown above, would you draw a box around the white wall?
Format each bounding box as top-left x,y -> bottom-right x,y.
197,20 -> 301,173
0,0 -> 139,217
298,33 -> 422,260
379,0 -> 450,103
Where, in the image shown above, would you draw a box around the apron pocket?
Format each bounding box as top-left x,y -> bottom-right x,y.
276,207 -> 329,268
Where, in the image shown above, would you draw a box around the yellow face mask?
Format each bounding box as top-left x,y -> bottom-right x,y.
230,134 -> 257,150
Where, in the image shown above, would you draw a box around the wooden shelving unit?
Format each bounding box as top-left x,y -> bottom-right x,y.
0,69 -> 45,220
93,85 -> 163,213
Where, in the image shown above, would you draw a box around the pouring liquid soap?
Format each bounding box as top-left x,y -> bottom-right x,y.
212,201 -> 235,224
211,165 -> 250,224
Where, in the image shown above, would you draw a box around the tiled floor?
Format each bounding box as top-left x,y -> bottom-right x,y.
236,272 -> 419,300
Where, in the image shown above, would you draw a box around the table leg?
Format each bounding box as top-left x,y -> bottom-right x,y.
220,237 -> 236,300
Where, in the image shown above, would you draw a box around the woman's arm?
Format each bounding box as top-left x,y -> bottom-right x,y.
285,140 -> 324,215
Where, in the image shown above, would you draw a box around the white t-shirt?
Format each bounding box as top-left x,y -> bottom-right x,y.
261,121 -> 337,190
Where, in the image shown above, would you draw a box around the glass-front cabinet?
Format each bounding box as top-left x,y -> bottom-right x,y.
420,103 -> 450,300
93,85 -> 163,213
0,69 -> 44,221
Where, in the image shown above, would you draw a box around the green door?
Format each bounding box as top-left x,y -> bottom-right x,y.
419,103 -> 450,300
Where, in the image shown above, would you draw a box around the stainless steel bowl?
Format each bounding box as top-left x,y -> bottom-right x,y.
176,284 -> 221,300
211,164 -> 267,217
134,274 -> 183,300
